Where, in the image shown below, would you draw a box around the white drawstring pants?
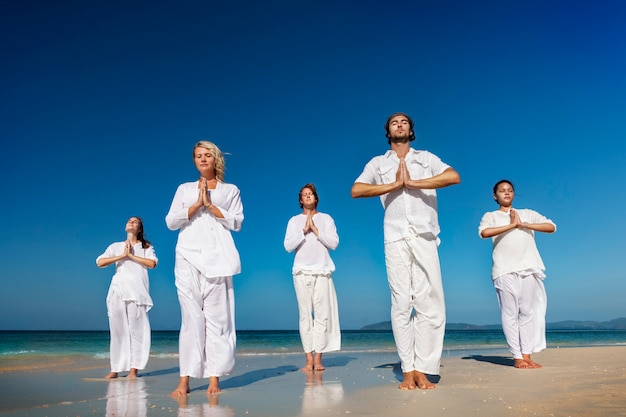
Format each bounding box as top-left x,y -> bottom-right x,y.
384,232 -> 445,375
494,271 -> 547,359
107,289 -> 151,373
293,272 -> 341,353
175,255 -> 236,379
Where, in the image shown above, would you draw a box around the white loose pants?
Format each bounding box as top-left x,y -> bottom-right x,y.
293,272 -> 341,353
106,289 -> 151,373
175,255 -> 236,379
494,271 -> 547,359
384,232 -> 445,375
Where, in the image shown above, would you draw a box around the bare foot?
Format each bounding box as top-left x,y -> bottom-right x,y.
514,358 -> 531,368
313,353 -> 325,371
302,352 -> 314,372
398,372 -> 416,390
414,371 -> 436,390
105,372 -> 119,379
170,376 -> 190,398
523,354 -> 542,368
207,376 -> 221,395
127,368 -> 138,378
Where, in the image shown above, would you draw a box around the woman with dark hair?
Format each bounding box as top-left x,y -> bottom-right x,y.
284,183 -> 340,371
479,180 -> 556,369
96,216 -> 158,379
166,141 -> 244,396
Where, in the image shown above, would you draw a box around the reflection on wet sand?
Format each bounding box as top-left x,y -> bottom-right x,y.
174,393 -> 235,417
300,370 -> 344,416
105,378 -> 147,417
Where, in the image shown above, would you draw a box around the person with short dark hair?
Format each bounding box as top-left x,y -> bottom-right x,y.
351,112 -> 460,390
478,179 -> 556,369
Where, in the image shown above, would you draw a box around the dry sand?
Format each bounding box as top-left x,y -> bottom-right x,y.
1,346 -> 625,416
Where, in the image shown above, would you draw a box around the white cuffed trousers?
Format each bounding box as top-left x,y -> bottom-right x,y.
293,271 -> 341,353
106,289 -> 151,373
494,271 -> 547,359
175,255 -> 236,379
384,232 -> 445,375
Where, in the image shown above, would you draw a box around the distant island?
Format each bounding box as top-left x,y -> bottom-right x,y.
360,317 -> 626,331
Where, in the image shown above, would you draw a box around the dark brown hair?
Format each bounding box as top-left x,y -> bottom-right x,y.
384,112 -> 416,144
298,183 -> 319,209
130,216 -> 152,249
492,179 -> 514,195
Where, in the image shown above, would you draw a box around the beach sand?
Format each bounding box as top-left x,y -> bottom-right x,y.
1,346 -> 625,416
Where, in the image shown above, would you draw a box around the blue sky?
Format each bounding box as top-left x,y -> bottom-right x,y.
1,0 -> 625,331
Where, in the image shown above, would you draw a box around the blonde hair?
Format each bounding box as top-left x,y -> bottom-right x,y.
193,141 -> 225,182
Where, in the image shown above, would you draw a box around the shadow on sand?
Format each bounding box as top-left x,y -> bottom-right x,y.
462,355 -> 514,367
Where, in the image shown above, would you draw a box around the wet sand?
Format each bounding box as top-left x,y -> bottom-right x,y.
1,346 -> 625,416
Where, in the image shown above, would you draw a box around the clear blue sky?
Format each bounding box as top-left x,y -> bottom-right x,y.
1,0 -> 625,331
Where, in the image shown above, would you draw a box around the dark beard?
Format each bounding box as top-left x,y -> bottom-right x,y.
389,135 -> 410,144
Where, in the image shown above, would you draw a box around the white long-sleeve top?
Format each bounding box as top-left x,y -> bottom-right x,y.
165,180 -> 244,278
478,208 -> 556,280
96,242 -> 157,310
354,148 -> 450,243
284,212 -> 339,274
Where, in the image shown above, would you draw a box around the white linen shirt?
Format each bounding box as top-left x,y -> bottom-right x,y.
478,208 -> 556,280
354,148 -> 450,243
284,212 -> 338,274
165,181 -> 244,278
96,242 -> 157,310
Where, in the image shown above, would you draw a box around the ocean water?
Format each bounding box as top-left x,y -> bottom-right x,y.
1,329 -> 625,360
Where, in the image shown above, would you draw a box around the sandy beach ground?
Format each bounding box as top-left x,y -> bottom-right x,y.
1,346 -> 625,416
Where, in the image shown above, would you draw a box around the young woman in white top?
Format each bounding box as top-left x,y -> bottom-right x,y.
166,141 -> 243,396
478,179 -> 556,369
284,183 -> 340,372
96,216 -> 157,379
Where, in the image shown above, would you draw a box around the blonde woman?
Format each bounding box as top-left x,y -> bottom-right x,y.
166,141 -> 244,396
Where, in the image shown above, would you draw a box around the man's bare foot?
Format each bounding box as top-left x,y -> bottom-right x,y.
523,354 -> 542,368
399,372 -> 417,390
414,371 -> 435,389
170,376 -> 190,398
313,353 -> 325,371
127,368 -> 138,378
514,358 -> 531,368
105,372 -> 119,379
207,376 -> 221,395
302,352 -> 314,372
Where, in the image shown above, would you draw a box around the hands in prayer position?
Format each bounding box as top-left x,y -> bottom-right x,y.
302,213 -> 318,236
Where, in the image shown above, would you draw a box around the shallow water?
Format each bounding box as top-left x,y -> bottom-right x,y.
1,329 -> 624,360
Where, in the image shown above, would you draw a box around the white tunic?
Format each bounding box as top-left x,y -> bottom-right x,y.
354,148 -> 450,243
96,242 -> 157,310
284,213 -> 338,274
478,208 -> 556,279
165,181 -> 244,278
